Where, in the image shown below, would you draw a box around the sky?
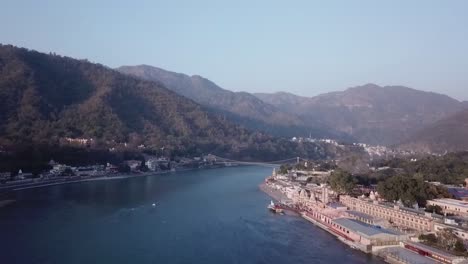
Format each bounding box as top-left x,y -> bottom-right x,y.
1,0 -> 468,100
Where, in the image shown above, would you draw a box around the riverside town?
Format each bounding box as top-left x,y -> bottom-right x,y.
261,159 -> 468,264
2,2 -> 468,263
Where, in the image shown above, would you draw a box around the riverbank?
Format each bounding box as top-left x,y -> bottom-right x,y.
0,164 -> 242,195
259,182 -> 391,261
259,180 -> 456,264
258,182 -> 289,202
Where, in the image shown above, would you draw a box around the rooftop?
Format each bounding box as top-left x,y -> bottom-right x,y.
448,187 -> 468,199
333,218 -> 401,238
347,210 -> 377,221
328,202 -> 346,209
353,196 -> 442,219
378,247 -> 439,264
405,242 -> 462,261
430,198 -> 468,208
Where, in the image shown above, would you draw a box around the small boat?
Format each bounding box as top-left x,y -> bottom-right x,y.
267,200 -> 284,214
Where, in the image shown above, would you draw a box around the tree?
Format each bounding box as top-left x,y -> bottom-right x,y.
278,165 -> 290,175
418,233 -> 438,245
117,164 -> 131,173
425,205 -> 443,215
329,169 -> 356,194
454,240 -> 466,254
438,229 -> 459,251
377,175 -> 428,207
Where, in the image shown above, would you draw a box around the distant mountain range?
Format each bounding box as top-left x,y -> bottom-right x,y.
117,65 -> 343,139
255,84 -> 467,145
119,65 -> 467,146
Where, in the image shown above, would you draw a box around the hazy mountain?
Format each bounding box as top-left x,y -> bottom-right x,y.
117,65 -> 342,139
0,44 -> 330,161
256,84 -> 466,145
399,108 -> 468,153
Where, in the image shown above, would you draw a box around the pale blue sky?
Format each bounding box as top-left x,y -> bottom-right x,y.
1,0 -> 468,100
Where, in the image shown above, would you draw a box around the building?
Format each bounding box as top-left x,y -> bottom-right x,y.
433,222 -> 468,241
428,199 -> 468,217
15,170 -> 34,180
145,159 -> 160,172
340,195 -> 435,232
403,241 -> 467,264
447,187 -> 468,201
75,165 -> 105,176
347,210 -> 389,228
125,160 -> 142,171
302,208 -> 407,253
50,164 -> 70,176
64,137 -> 93,146
332,218 -> 407,252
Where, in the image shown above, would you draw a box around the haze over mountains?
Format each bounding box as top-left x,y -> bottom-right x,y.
117,65 -> 342,139
399,108 -> 468,153
119,65 -> 468,147
256,85 -> 467,145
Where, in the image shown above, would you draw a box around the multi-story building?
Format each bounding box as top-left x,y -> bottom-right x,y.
433,222 -> 468,241
340,195 -> 435,232
427,198 -> 468,217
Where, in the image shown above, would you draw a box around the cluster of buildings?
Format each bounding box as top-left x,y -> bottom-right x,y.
265,169 -> 468,264
63,137 -> 94,146
48,160 -> 107,177
353,143 -> 403,159
291,137 -> 342,147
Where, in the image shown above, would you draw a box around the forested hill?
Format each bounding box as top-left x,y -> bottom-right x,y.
399,108 -> 468,154
0,44 -> 330,167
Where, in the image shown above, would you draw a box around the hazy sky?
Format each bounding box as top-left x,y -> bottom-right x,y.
1,0 -> 468,100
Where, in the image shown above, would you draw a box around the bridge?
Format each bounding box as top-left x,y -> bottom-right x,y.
210,155 -> 308,167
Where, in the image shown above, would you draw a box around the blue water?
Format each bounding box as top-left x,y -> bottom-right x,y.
0,166 -> 383,264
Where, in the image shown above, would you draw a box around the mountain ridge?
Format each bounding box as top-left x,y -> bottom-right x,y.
117,65 -> 345,139
255,84 -> 466,145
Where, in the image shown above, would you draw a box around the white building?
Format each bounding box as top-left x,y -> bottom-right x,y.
427,199 -> 468,216
145,159 -> 160,172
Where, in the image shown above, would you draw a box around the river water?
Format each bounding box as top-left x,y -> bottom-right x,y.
0,166 -> 384,264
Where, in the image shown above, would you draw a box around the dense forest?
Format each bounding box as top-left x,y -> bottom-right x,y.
0,45 -> 332,172
371,151 -> 468,185
352,152 -> 468,206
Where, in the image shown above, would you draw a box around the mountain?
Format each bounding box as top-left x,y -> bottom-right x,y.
116,65 -> 342,139
399,108 -> 468,153
255,84 -> 467,145
0,44 -> 331,168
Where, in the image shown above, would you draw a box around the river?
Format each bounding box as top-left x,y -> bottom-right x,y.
0,166 -> 384,264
